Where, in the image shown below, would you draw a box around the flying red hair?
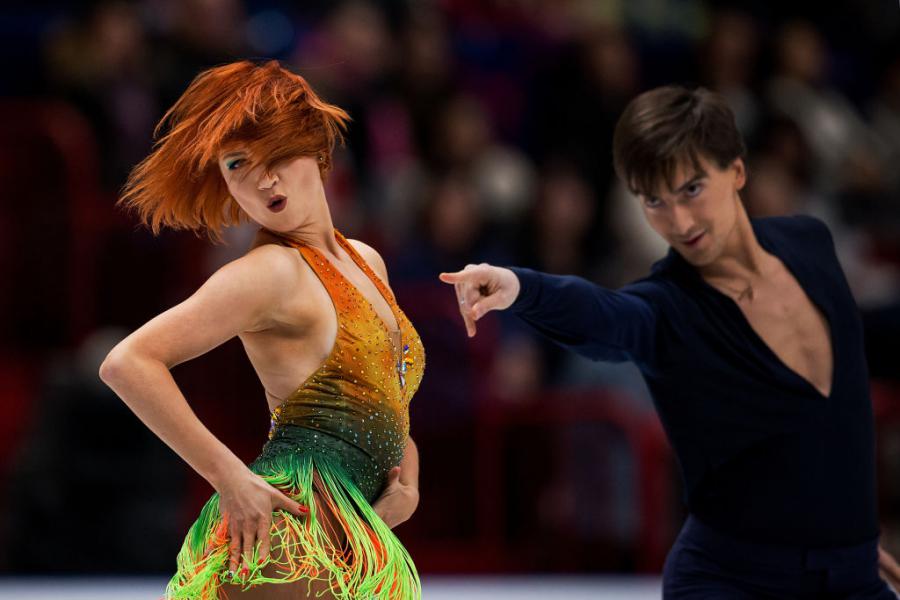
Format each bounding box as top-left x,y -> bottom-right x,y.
119,60 -> 350,242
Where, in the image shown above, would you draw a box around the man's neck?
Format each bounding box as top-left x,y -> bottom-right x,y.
697,209 -> 772,289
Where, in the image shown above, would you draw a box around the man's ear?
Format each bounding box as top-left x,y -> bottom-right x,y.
732,158 -> 747,191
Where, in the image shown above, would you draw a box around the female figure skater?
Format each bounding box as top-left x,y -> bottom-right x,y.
440,86 -> 900,597
99,60 -> 425,599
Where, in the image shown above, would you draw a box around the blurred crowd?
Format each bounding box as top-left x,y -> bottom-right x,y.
2,0 -> 900,576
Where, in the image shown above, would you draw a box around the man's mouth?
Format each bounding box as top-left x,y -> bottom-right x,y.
267,194 -> 287,213
682,231 -> 705,247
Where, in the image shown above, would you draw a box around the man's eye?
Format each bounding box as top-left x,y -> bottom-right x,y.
226,159 -> 244,170
685,183 -> 703,197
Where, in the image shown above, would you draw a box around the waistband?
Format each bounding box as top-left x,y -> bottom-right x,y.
253,425 -> 385,502
681,514 -> 879,571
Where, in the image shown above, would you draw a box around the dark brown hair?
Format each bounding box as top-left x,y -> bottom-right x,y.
612,85 -> 746,196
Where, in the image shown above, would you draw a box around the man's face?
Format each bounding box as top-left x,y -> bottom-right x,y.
636,155 -> 746,267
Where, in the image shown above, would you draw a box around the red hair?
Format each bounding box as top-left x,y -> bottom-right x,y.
119,60 -> 350,242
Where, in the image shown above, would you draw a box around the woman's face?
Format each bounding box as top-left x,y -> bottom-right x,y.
218,152 -> 324,231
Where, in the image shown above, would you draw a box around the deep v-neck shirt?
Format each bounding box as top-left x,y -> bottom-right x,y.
508,215 -> 878,548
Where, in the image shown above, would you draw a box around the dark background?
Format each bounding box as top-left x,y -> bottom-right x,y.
1,0 -> 899,577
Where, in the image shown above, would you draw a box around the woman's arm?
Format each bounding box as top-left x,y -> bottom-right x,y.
372,437 -> 420,528
99,244 -> 307,575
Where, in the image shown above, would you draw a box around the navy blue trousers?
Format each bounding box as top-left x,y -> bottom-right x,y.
663,515 -> 898,599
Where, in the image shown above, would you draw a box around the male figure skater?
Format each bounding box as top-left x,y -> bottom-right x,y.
440,86 -> 900,597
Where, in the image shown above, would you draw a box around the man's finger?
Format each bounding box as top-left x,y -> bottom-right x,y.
880,568 -> 900,591
454,282 -> 477,336
880,546 -> 900,577
471,300 -> 491,320
439,271 -> 466,284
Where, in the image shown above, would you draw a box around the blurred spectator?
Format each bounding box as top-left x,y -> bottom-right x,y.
3,0 -> 899,577
766,21 -> 890,214
871,53 -> 900,202
3,328 -> 185,572
701,9 -> 762,141
44,2 -> 158,185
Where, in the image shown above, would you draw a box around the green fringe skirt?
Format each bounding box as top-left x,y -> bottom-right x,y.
164,426 -> 420,599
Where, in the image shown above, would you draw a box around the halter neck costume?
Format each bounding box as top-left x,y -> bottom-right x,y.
166,230 -> 426,600
265,229 -> 424,497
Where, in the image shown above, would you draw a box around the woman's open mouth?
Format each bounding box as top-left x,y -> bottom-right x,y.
267,194 -> 287,213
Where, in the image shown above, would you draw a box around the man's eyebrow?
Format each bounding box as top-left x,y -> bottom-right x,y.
673,171 -> 707,194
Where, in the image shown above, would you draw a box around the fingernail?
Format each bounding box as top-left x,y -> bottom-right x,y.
298,504 -> 309,513
240,566 -> 249,578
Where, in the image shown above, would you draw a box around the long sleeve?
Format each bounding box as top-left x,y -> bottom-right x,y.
507,267 -> 660,369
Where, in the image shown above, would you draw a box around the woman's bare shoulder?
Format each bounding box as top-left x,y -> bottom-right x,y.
347,238 -> 389,284
200,236 -> 307,317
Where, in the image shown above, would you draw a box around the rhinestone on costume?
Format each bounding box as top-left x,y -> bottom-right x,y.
262,229 -> 425,491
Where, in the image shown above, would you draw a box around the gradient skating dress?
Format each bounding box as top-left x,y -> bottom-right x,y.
165,230 -> 426,599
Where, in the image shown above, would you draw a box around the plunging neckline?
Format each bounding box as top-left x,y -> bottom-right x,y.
677,222 -> 837,400
295,231 -> 403,363
261,228 -> 411,422
331,231 -> 403,347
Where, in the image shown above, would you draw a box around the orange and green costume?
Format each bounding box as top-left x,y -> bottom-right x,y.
164,230 -> 426,599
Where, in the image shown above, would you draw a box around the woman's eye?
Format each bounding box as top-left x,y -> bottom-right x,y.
644,196 -> 662,208
226,158 -> 244,171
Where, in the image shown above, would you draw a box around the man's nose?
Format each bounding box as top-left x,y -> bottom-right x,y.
670,204 -> 696,236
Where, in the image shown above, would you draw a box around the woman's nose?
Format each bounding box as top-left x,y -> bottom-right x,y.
257,172 -> 278,190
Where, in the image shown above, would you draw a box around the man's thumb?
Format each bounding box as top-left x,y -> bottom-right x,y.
471,297 -> 500,319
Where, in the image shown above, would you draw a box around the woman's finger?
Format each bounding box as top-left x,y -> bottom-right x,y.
227,525 -> 241,575
256,518 -> 271,565
239,524 -> 255,578
272,489 -> 309,517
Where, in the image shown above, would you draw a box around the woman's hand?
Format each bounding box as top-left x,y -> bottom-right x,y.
439,264 -> 520,337
880,544 -> 900,592
372,466 -> 419,528
217,468 -> 308,578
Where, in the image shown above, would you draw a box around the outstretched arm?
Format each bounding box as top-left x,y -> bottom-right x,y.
439,263 -> 660,367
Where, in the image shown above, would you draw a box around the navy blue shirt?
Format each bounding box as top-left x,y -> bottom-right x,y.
509,215 -> 879,548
